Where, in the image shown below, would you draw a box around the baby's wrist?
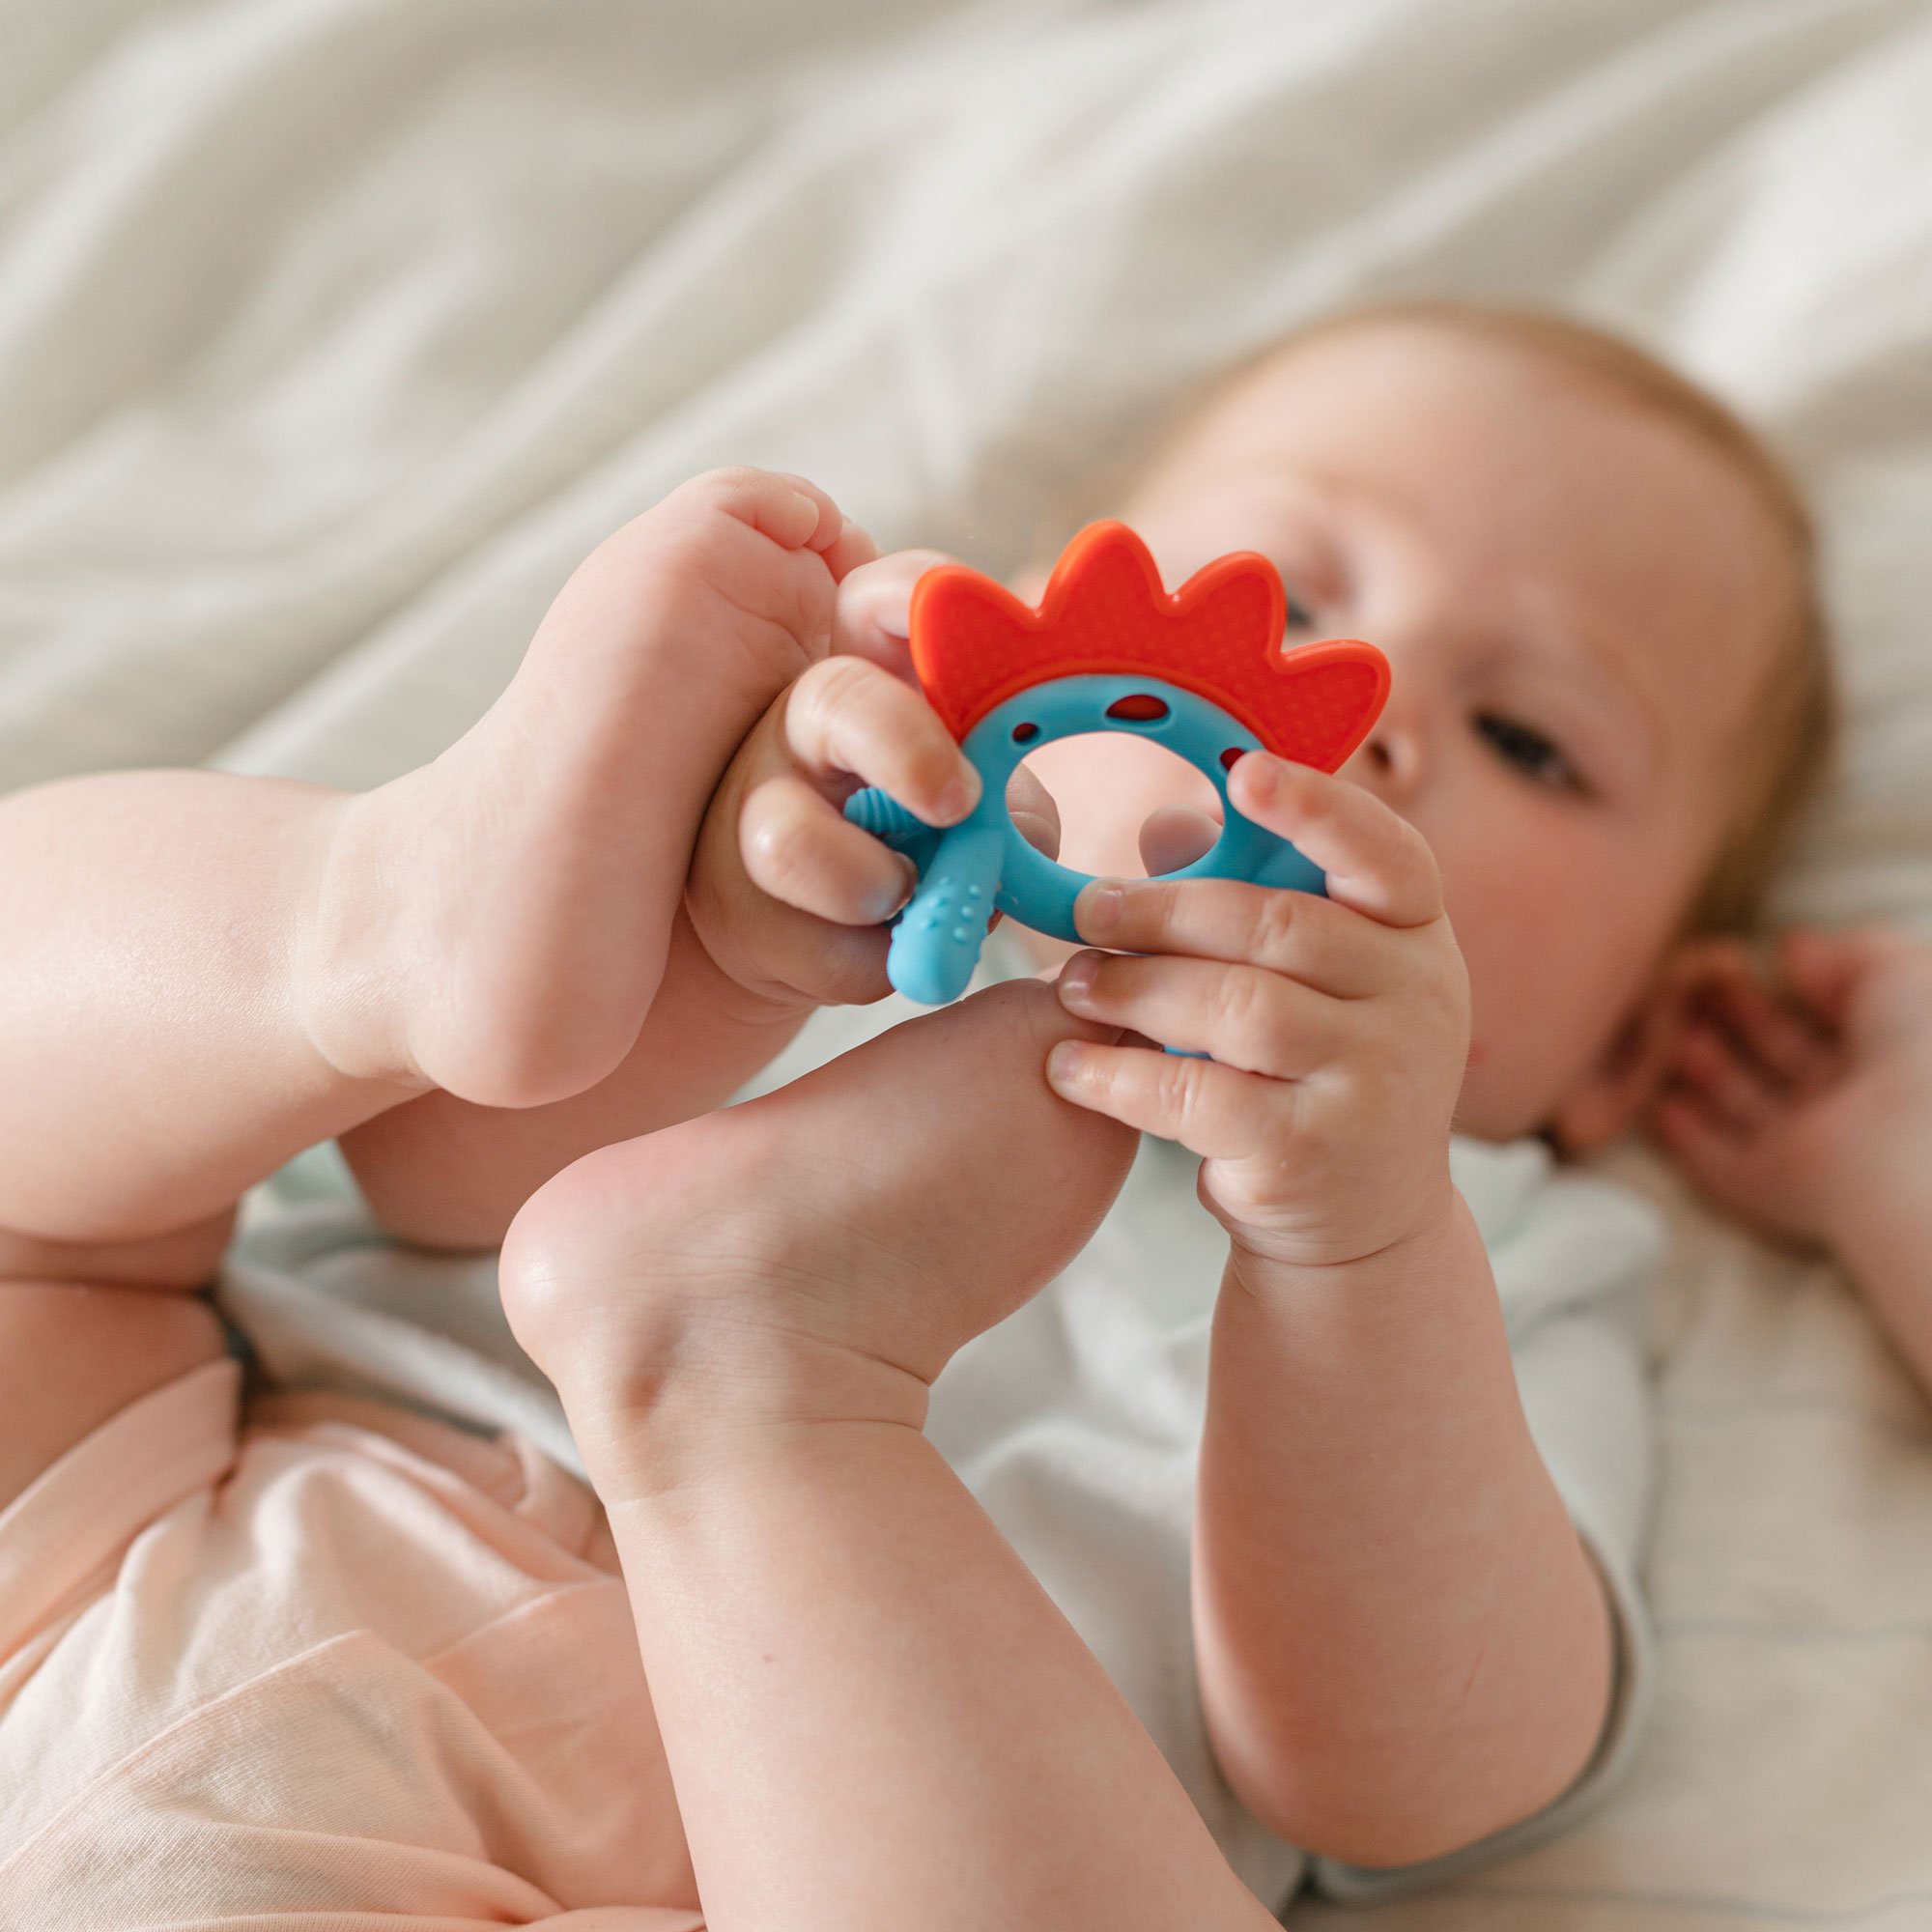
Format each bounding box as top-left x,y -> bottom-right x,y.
1812,1111 -> 1932,1263
1225,1173 -> 1464,1301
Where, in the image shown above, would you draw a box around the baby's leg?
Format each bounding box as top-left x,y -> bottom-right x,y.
0,471 -> 857,1465
0,768 -> 442,1510
0,468 -> 862,1256
0,771 -> 422,1251
499,982 -> 1277,1931
333,906 -> 806,1251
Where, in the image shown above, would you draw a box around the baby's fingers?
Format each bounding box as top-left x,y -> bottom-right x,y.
1667,1018 -> 1781,1133
1778,924 -> 1915,1033
1044,1037 -> 1276,1161
784,655 -> 980,829
742,775 -> 919,926
1056,950 -> 1348,1077
1069,872 -> 1389,998
1648,1077 -> 1831,1250
832,550 -> 958,673
1698,952 -> 1840,1095
1006,762 -> 1062,860
1651,1082 -> 1759,1198
1226,754 -> 1441,928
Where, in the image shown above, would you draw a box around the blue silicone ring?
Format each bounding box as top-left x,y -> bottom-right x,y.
844,673 -> 1326,1007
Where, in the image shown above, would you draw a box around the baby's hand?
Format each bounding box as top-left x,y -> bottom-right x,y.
1045,754 -> 1469,1271
685,551 -> 1058,1009
1648,926 -> 1932,1250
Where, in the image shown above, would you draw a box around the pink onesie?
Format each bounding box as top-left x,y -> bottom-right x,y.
0,1355 -> 704,1928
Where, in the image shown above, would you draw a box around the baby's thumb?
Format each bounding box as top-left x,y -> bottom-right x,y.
1006,763 -> 1063,860
1776,925 -> 1901,1030
1139,803 -> 1221,878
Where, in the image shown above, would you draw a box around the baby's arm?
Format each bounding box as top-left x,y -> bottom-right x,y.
1046,755 -> 1612,1866
1650,926 -> 1932,1388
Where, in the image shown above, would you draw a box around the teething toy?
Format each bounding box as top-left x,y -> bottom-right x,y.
843,521 -> 1390,1006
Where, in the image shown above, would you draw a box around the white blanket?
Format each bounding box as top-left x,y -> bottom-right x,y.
6,2 -> 1932,1924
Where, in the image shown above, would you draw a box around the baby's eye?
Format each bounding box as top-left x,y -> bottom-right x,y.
1475,712 -> 1582,793
1283,587 -> 1317,630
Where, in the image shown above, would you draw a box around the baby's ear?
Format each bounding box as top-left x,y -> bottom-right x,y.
1548,940 -> 1741,1155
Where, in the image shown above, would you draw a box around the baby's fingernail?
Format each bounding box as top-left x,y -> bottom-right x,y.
1058,954 -> 1098,1006
1079,881 -> 1124,937
934,767 -> 981,824
1046,1040 -> 1090,1088
876,857 -> 919,920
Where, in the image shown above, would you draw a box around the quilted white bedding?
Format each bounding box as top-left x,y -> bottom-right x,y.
4,2 -> 1932,1924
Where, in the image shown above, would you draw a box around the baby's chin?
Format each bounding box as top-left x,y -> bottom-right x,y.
1451,1053 -> 1573,1151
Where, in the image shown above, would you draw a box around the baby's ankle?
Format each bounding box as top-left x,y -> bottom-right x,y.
502,1215 -> 929,1509
580,1340 -> 927,1510
291,785 -> 438,1094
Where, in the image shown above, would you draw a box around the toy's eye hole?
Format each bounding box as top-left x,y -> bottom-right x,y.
1105,694 -> 1169,724
1010,722 -> 1039,744
1220,747 -> 1245,771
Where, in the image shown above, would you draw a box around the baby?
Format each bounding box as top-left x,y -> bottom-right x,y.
0,300 -> 1888,1927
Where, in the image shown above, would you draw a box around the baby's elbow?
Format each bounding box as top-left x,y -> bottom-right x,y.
1214,1723 -> 1592,1872
1259,1791 -> 1521,1873
1231,1778 -> 1495,1872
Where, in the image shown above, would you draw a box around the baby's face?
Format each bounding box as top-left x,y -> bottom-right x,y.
1023,323 -> 1792,1142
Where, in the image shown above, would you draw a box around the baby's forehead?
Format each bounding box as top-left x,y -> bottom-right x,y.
1158,322 -> 1790,663
1171,320 -> 1722,495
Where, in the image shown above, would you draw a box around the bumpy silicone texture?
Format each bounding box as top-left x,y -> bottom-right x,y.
842,521 -> 1390,1007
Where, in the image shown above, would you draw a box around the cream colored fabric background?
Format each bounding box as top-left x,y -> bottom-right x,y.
4,2 -> 1932,1925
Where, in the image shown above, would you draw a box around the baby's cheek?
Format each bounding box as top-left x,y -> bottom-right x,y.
1442,838 -> 1647,1135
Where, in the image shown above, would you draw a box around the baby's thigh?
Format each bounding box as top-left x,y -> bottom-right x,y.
0,1221 -> 232,1515
0,1380 -> 699,1926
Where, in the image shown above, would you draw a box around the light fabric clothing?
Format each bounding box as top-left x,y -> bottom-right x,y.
187,957 -> 1662,1914
0,1071 -> 1660,1924
0,1358 -> 702,1930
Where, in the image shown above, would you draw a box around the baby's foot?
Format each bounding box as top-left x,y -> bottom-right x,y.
300,469 -> 870,1109
497,980 -> 1136,1504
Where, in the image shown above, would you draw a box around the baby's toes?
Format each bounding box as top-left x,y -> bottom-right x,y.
663,465 -> 846,551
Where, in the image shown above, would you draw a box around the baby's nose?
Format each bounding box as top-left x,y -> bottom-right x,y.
1341,708 -> 1425,801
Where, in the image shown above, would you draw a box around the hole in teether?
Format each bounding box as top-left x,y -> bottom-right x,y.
1010,722 -> 1039,744
1220,747 -> 1245,771
1011,732 -> 1220,881
1105,694 -> 1169,724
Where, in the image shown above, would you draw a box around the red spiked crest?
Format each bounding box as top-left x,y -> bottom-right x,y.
908,521 -> 1389,770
